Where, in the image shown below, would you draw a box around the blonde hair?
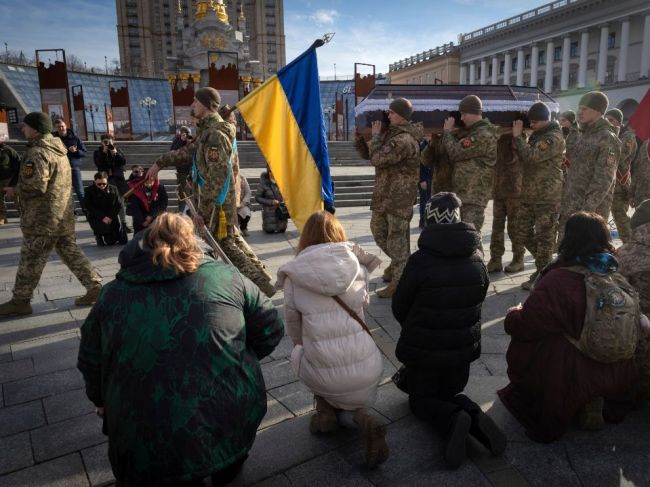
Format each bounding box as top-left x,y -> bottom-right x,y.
297,211 -> 347,253
147,212 -> 202,274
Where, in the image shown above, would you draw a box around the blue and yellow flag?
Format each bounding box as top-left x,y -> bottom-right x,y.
237,40 -> 334,232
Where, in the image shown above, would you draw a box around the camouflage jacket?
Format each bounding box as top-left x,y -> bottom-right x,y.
0,143 -> 21,181
493,134 -> 523,200
631,140 -> 650,206
17,134 -> 75,236
155,113 -> 237,235
561,118 -> 620,216
421,133 -> 457,194
615,126 -> 638,191
564,125 -> 580,165
78,234 -> 284,485
365,122 -> 422,218
513,121 -> 565,205
442,119 -> 498,207
618,222 -> 650,314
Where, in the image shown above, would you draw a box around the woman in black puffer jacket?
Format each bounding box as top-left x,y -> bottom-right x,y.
391,192 -> 504,470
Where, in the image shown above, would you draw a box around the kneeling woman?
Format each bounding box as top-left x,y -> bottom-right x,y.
277,211 -> 388,468
78,212 -> 284,486
498,212 -> 639,442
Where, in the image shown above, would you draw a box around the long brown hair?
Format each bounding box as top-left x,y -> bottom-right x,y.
297,211 -> 347,253
147,212 -> 202,274
558,211 -> 615,261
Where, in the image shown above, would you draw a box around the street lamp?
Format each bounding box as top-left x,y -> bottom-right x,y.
139,96 -> 157,141
323,106 -> 334,141
84,104 -> 99,141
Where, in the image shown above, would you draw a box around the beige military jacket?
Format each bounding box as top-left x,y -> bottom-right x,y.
17,134 -> 75,236
615,127 -> 638,194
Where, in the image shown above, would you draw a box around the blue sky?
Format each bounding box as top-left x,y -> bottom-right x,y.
1,0 -> 550,76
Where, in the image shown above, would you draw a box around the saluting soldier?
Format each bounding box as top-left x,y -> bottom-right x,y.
0,113 -> 102,317
147,88 -> 275,297
442,95 -> 498,234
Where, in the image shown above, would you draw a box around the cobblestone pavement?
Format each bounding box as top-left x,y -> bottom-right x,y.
0,201 -> 648,487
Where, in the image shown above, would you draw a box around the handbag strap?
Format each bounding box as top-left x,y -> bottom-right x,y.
332,296 -> 372,336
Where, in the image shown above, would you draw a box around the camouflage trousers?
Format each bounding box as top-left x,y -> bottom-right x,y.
0,177 -> 10,220
516,203 -> 559,272
461,203 -> 487,234
611,187 -> 631,243
489,197 -> 524,259
176,171 -> 191,214
370,210 -> 412,289
217,227 -> 273,291
13,234 -> 102,301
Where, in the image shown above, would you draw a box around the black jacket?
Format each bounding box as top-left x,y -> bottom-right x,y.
94,147 -> 127,181
83,183 -> 123,235
52,129 -> 86,168
392,222 -> 489,369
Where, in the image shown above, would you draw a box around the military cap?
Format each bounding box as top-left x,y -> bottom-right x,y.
388,98 -> 413,121
23,112 -> 52,134
579,91 -> 609,114
528,102 -> 551,122
195,87 -> 221,111
605,109 -> 624,125
459,95 -> 482,115
560,110 -> 576,124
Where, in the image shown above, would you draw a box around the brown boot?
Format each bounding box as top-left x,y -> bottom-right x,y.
309,396 -> 339,434
353,408 -> 389,468
486,258 -> 503,273
0,298 -> 32,317
75,285 -> 102,306
520,271 -> 539,291
376,285 -> 396,299
504,252 -> 525,273
578,397 -> 605,431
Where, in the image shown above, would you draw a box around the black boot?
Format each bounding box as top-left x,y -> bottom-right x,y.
444,410 -> 471,470
95,235 -> 106,247
454,394 -> 506,456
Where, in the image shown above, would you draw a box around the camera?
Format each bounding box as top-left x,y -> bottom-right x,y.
107,143 -> 115,151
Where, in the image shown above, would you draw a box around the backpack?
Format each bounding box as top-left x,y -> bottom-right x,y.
565,266 -> 640,363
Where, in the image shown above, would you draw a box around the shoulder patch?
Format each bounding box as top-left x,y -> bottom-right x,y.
22,161 -> 35,178
607,150 -> 617,167
207,146 -> 221,161
461,137 -> 473,148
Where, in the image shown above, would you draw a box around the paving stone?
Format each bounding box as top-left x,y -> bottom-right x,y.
261,359 -> 297,390
248,473 -> 292,487
484,467 -> 531,487
480,354 -> 508,377
481,317 -> 507,335
260,394 -> 294,430
0,453 -> 89,487
565,443 -> 650,487
4,368 -> 84,406
43,285 -> 87,301
482,293 -> 520,323
43,388 -> 94,424
283,451 -> 374,486
237,414 -> 357,485
0,432 -> 33,475
370,327 -> 399,369
11,330 -> 80,360
470,359 -> 492,376
31,412 -> 105,462
372,382 -> 410,422
0,310 -> 77,347
269,336 -> 294,360
31,346 -> 79,375
81,442 -> 115,486
0,358 -> 34,383
480,335 -> 511,354
0,400 -> 45,437
481,398 -> 529,443
378,355 -> 398,386
505,441 -> 581,487
268,380 -> 314,416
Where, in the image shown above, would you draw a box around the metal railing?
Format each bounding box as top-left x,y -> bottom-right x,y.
388,43 -> 456,72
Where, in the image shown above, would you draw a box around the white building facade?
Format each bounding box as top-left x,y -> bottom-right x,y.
458,0 -> 650,117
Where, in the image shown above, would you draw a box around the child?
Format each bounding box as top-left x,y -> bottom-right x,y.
392,192 -> 506,469
276,211 -> 388,468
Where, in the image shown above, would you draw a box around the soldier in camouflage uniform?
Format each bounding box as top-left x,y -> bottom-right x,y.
631,140 -> 650,207
559,110 -> 580,175
147,88 -> 275,297
486,133 -> 524,273
354,97 -> 422,298
0,113 -> 102,317
0,139 -> 21,224
512,103 -> 565,290
421,133 -> 455,195
442,95 -> 498,234
558,92 -> 621,244
605,109 -> 638,243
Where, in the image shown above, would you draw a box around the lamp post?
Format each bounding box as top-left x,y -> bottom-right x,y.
84,104 -> 98,141
323,107 -> 334,141
139,96 -> 157,141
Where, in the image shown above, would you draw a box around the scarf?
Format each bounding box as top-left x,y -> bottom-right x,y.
576,252 -> 618,274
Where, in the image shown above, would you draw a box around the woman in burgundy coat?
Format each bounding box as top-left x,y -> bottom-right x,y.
498,212 -> 638,443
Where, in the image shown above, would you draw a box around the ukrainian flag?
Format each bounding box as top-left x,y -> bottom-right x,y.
237,40 -> 334,232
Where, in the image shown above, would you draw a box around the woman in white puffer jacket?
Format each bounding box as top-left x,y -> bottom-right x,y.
276,211 -> 389,468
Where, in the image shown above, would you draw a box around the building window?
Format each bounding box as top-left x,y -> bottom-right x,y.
554,46 -> 562,61
570,42 -> 578,58
499,60 -> 505,74
524,54 -> 531,69
512,58 -> 517,71
538,50 -> 545,66
608,32 -> 616,49
488,64 -> 493,76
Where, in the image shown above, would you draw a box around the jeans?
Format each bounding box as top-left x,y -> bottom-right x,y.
71,166 -> 85,211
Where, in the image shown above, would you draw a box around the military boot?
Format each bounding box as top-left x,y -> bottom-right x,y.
376,284 -> 396,299
0,298 -> 32,317
75,285 -> 102,306
259,280 -> 277,298
504,253 -> 525,273
521,271 -> 539,291
381,265 -> 393,283
578,397 -> 605,431
353,408 -> 389,468
486,258 -> 503,273
309,395 -> 339,434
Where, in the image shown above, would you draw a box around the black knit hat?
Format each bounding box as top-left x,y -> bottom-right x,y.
579,91 -> 609,114
528,102 -> 550,122
425,192 -> 461,225
459,95 -> 482,115
195,87 -> 221,110
23,112 -> 52,134
389,98 -> 413,121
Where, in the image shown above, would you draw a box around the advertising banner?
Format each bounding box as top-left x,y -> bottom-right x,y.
170,74 -> 196,130
71,85 -> 88,140
208,51 -> 239,107
354,63 -> 375,106
35,49 -> 72,126
0,108 -> 8,141
108,80 -> 132,140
